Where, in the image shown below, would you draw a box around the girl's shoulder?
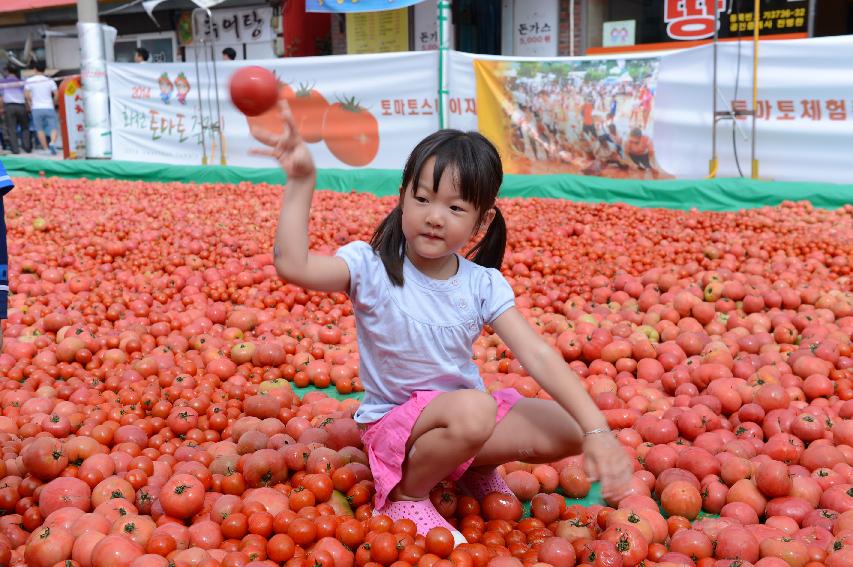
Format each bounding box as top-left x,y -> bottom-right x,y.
335,240 -> 386,299
459,258 -> 515,324
336,240 -> 384,269
459,257 -> 512,291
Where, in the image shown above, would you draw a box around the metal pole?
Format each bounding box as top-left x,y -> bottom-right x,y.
192,9 -> 209,165
751,0 -> 759,179
569,0 -> 575,57
709,0 -> 719,177
807,0 -> 816,37
209,40 -> 226,165
438,0 -> 451,130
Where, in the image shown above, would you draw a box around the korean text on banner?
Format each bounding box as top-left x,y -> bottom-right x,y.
473,57 -> 669,179
58,76 -> 86,159
306,0 -> 427,13
107,51 -> 438,169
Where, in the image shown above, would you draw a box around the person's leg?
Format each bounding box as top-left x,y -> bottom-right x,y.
391,389 -> 498,501
5,107 -> 20,153
20,109 -> 32,153
11,105 -> 28,153
469,398 -> 584,469
49,113 -> 58,146
33,111 -> 48,150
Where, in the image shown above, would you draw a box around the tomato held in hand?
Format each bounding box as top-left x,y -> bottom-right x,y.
230,66 -> 279,117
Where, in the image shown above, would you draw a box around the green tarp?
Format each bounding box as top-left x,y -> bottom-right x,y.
4,156 -> 851,211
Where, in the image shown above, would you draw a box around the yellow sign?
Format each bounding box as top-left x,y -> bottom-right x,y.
346,7 -> 409,54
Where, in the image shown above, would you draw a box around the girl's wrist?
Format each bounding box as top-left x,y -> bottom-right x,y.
583,426 -> 612,438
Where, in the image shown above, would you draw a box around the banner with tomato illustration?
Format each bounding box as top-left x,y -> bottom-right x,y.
108,36 -> 853,183
107,51 -> 438,169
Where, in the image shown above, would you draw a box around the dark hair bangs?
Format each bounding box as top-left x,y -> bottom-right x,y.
401,130 -> 502,219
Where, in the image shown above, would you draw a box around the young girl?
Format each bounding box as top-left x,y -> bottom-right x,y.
251,102 -> 633,544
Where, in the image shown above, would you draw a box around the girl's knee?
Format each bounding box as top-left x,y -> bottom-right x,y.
449,390 -> 497,446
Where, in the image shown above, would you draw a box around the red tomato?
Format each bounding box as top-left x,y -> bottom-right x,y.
321,99 -> 379,166
230,66 -> 279,117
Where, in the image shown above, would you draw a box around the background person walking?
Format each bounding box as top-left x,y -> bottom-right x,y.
25,61 -> 58,155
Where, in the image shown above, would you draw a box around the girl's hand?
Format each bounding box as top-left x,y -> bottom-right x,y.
249,101 -> 315,181
582,432 -> 633,503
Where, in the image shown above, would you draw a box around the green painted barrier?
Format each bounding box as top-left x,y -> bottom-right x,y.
4,156 -> 852,212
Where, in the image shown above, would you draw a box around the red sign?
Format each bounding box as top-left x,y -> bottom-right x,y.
664,0 -> 727,40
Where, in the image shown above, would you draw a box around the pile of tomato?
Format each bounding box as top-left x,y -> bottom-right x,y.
0,176 -> 851,567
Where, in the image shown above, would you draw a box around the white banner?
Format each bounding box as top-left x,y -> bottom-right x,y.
107,51 -> 438,168
654,35 -> 853,182
450,36 -> 853,184
108,37 -> 853,183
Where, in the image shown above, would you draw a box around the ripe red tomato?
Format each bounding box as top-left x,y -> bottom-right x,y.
230,66 -> 279,117
158,474 -> 205,519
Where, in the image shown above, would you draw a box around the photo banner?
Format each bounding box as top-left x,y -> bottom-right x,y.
473,57 -> 670,179
107,51 -> 438,169
452,35 -> 853,184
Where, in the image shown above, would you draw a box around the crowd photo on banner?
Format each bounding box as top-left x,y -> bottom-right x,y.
474,58 -> 669,179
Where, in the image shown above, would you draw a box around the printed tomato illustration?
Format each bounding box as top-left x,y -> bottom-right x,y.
244,81 -> 294,136
286,84 -> 330,143
322,98 -> 380,167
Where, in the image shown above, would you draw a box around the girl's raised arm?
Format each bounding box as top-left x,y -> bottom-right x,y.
250,101 -> 350,293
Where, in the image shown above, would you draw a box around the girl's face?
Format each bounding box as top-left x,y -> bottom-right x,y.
400,156 -> 493,275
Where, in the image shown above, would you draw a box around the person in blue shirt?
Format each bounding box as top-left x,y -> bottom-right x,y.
248,101 -> 633,544
0,160 -> 11,349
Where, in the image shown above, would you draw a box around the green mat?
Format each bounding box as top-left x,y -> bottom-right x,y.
291,383 -> 364,402
4,156 -> 852,212
521,482 -> 606,517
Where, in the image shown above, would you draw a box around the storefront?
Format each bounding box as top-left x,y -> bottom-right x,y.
588,0 -> 812,54
0,0 -> 282,71
328,0 -> 583,57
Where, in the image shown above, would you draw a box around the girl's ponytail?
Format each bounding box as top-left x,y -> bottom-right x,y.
369,205 -> 406,286
467,207 -> 506,270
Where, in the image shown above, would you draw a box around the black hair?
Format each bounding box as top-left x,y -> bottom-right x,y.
35,60 -> 46,73
135,47 -> 149,61
6,65 -> 20,78
222,47 -> 237,60
369,129 -> 505,286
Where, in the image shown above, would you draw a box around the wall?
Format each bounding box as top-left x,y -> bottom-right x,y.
558,0 -> 584,55
585,0 -> 606,51
331,14 -> 347,54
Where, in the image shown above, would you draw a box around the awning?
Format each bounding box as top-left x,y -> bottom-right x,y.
0,1 -> 76,14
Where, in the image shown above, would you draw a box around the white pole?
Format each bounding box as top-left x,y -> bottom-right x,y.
77,0 -> 112,158
438,0 -> 451,129
569,0 -> 575,56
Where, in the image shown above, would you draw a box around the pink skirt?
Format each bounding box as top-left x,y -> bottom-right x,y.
360,388 -> 524,510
